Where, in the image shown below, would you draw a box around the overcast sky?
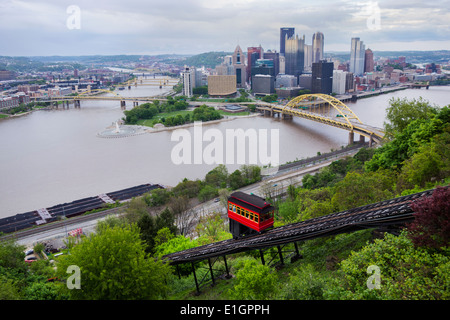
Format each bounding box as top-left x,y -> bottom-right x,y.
1,0 -> 449,56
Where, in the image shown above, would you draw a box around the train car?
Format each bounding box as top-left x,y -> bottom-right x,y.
227,191 -> 274,239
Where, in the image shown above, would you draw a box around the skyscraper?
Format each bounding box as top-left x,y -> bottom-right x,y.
232,45 -> 247,88
280,27 -> 295,56
364,48 -> 374,73
247,46 -> 263,82
181,66 -> 193,97
312,32 -> 324,63
284,34 -> 305,78
304,44 -> 313,71
311,60 -> 333,94
263,50 -> 280,76
350,38 -> 366,76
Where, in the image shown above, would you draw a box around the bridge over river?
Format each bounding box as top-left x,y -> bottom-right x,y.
43,91 -> 385,145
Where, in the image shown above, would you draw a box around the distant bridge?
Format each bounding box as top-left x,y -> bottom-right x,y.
42,88 -> 169,109
254,94 -> 385,146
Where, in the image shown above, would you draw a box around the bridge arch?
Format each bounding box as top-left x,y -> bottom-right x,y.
284,94 -> 362,130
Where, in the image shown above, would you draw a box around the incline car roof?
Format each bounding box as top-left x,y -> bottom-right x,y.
228,191 -> 271,209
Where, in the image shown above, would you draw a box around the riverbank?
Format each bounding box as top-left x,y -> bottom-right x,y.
144,112 -> 261,134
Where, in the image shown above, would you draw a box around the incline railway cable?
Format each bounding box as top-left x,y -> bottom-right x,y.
163,188 -> 438,265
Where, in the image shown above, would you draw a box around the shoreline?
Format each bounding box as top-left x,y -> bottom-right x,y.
143,112 -> 261,133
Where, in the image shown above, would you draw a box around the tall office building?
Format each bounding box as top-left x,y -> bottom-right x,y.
364,48 -> 374,73
350,38 -> 366,76
311,60 -> 333,94
247,46 -> 263,82
312,32 -> 324,63
280,27 -> 295,56
232,45 -> 247,88
304,44 -> 313,71
263,50 -> 280,77
181,66 -> 194,97
332,70 -> 347,95
284,34 -> 305,78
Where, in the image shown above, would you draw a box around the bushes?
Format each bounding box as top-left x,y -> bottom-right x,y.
228,259 -> 277,300
326,231 -> 450,300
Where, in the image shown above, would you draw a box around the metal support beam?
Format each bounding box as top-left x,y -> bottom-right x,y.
191,262 -> 200,295
277,245 -> 284,266
208,258 -> 215,286
260,249 -> 265,265
223,255 -> 231,279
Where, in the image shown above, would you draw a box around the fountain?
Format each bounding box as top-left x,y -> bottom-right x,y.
97,120 -> 147,138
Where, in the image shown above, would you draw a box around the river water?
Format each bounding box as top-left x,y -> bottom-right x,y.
0,82 -> 449,218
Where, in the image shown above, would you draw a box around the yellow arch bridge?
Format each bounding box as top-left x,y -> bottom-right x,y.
254,94 -> 384,146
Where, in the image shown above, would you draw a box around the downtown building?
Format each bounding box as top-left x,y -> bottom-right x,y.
284,34 -> 305,79
312,32 -> 324,63
181,66 -> 194,97
364,48 -> 375,73
349,37 -> 366,76
280,27 -> 295,56
311,60 -> 333,94
232,45 -> 247,88
247,46 -> 264,83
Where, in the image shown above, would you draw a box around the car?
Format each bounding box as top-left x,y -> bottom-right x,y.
25,258 -> 37,264
25,249 -> 34,256
214,198 -> 220,202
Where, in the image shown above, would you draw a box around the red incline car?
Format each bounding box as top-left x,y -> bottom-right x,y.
227,191 -> 274,239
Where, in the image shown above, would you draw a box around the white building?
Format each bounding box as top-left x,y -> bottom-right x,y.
181,66 -> 194,97
350,38 -> 365,76
304,44 -> 313,71
332,70 -> 347,94
276,74 -> 298,88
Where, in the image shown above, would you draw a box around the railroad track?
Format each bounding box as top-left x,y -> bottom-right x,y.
163,188 -> 438,265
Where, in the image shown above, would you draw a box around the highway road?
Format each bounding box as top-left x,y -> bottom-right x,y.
7,146 -> 362,249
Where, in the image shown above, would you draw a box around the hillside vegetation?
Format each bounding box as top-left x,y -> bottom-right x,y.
0,97 -> 448,301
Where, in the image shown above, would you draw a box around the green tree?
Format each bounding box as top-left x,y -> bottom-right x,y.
331,170 -> 396,211
195,212 -> 229,244
396,142 -> 446,191
228,169 -> 245,190
56,224 -> 170,300
384,97 -> 438,139
137,213 -> 157,253
297,187 -> 334,221
198,185 -> 219,202
0,240 -> 26,271
277,199 -> 299,223
228,259 -> 277,300
327,231 -> 450,300
156,207 -> 177,235
205,164 -> 229,188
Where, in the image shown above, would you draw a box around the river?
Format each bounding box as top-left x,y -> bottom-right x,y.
0,82 -> 448,218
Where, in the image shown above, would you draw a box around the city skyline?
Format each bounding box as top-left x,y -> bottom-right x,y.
0,0 -> 449,56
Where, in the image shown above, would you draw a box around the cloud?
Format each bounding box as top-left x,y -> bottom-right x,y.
0,0 -> 449,56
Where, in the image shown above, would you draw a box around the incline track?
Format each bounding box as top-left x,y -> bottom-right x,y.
163,188 -> 439,265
